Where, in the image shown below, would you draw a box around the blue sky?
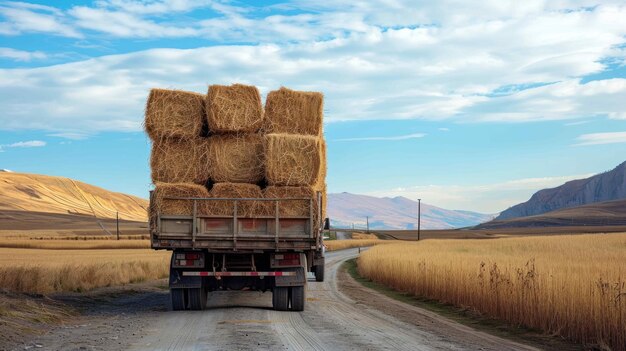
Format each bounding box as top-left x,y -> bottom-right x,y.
0,0 -> 625,213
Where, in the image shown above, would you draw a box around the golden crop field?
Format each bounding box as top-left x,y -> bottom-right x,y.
357,233 -> 626,351
351,232 -> 379,240
325,239 -> 397,251
0,239 -> 150,250
0,248 -> 169,294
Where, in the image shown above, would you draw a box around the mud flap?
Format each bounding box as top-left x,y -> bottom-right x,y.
275,267 -> 306,287
169,269 -> 202,289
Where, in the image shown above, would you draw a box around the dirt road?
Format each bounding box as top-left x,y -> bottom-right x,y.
17,248 -> 537,351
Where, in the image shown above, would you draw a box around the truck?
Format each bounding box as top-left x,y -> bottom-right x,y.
150,193 -> 327,311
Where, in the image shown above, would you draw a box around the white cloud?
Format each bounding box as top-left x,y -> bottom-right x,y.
575,131 -> 626,146
0,47 -> 46,61
0,140 -> 46,152
7,140 -> 46,147
366,174 -> 594,213
0,2 -> 625,134
438,127 -> 450,131
0,2 -> 81,37
335,133 -> 426,142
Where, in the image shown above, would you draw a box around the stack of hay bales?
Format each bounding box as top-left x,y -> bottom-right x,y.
146,84 -> 326,226
263,88 -> 327,225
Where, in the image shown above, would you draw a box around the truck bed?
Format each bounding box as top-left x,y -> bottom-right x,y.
151,196 -> 322,252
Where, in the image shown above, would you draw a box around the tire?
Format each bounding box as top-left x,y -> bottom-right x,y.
188,288 -> 206,310
289,286 -> 305,311
314,264 -> 325,282
171,288 -> 187,311
272,287 -> 289,311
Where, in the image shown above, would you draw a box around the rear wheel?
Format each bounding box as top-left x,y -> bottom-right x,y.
171,288 -> 187,311
188,287 -> 206,310
314,264 -> 325,282
289,286 -> 305,311
272,287 -> 289,311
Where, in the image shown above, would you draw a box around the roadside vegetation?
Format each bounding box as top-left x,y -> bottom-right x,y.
0,248 -> 169,294
357,233 -> 626,351
325,239 -> 397,251
0,239 -> 149,250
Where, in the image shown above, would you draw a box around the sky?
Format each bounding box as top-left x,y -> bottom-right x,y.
0,0 -> 625,214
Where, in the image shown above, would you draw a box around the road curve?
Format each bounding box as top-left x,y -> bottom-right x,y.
130,248 -> 537,351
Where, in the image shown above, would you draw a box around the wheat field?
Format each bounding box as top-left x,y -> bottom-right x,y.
0,248 -> 169,294
325,239 -> 396,251
0,239 -> 150,250
357,233 -> 626,351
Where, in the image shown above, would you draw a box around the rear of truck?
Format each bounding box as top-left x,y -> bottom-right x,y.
150,194 -> 325,311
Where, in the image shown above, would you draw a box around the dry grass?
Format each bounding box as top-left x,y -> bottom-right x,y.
0,239 -> 149,250
351,232 -> 378,240
150,138 -> 211,185
265,133 -> 324,186
144,88 -> 205,140
325,239 -> 396,251
0,248 -> 169,294
358,234 -> 626,351
208,134 -> 264,183
206,84 -> 263,133
264,87 -> 323,135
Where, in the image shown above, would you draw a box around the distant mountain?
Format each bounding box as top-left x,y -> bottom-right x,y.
328,192 -> 494,230
0,172 -> 148,222
496,161 -> 626,221
478,199 -> 626,229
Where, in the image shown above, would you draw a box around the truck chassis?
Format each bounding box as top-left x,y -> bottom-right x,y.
150,194 -> 325,311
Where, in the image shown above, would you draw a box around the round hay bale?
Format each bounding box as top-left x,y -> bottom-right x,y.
264,87 -> 323,135
206,84 -> 263,133
144,89 -> 206,140
208,134 -> 264,183
151,182 -> 209,218
264,133 -> 324,186
207,183 -> 265,217
150,138 -> 211,185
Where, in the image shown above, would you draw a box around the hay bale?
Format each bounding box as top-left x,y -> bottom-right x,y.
264,185 -> 327,228
144,89 -> 206,140
206,183 -> 264,217
151,183 -> 209,217
265,133 -> 324,186
264,87 -> 323,135
150,138 -> 211,185
206,84 -> 263,133
208,134 -> 263,183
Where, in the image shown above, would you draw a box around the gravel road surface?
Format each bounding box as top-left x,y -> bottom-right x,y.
15,248 -> 538,351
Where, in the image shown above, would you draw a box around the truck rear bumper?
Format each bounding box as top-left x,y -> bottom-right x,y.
182,271 -> 296,277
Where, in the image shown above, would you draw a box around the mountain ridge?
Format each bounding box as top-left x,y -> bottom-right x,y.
328,192 -> 494,229
0,172 -> 148,222
496,161 -> 626,220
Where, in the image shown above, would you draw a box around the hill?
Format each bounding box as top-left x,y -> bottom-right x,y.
478,198 -> 626,229
496,161 -> 626,220
328,192 -> 493,230
0,172 -> 148,222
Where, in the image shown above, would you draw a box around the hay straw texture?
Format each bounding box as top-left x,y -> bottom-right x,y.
206,84 -> 263,133
150,138 -> 211,185
206,183 -> 264,217
144,89 -> 206,140
208,134 -> 264,183
265,133 -> 324,186
264,186 -> 326,226
151,182 -> 209,217
264,87 -> 323,135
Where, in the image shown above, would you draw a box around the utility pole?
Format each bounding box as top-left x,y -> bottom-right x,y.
366,216 -> 370,233
116,211 -> 120,240
417,199 -> 421,241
